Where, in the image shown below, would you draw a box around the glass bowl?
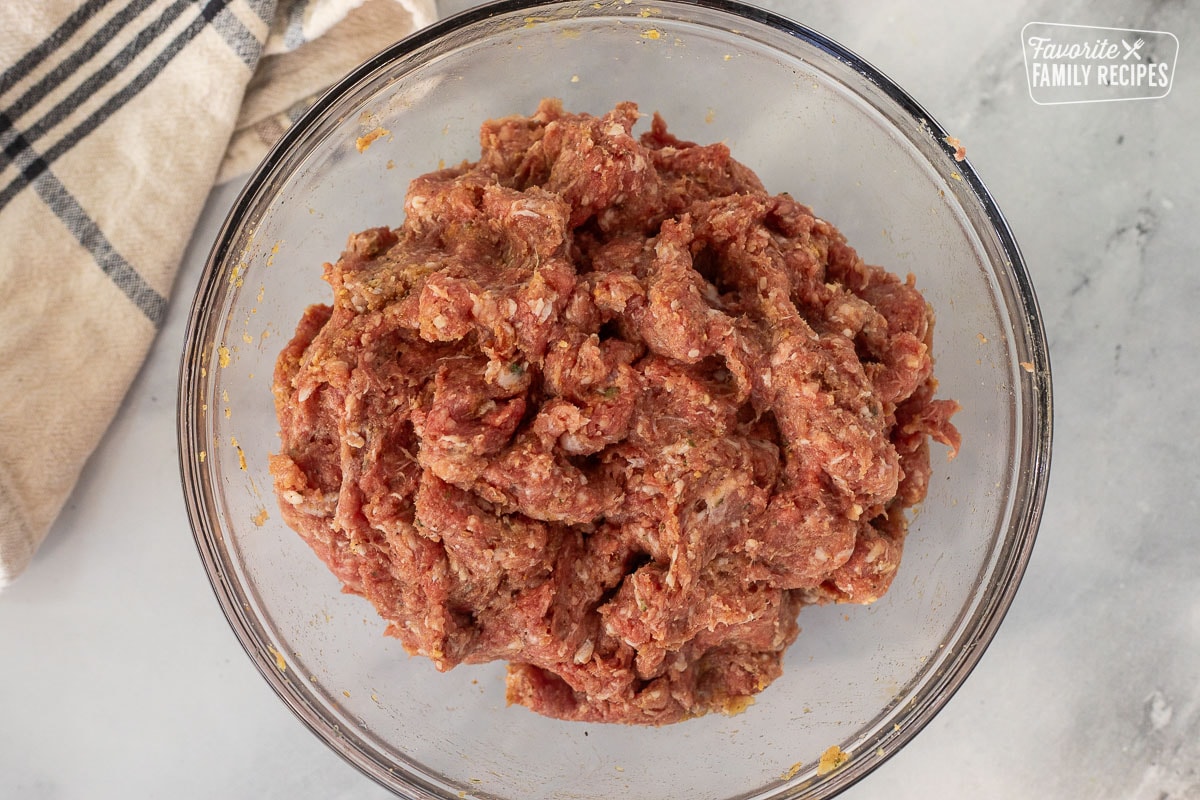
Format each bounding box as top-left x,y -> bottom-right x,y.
178,1 -> 1052,798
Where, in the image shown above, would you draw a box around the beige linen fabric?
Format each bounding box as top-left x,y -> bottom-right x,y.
0,0 -> 434,587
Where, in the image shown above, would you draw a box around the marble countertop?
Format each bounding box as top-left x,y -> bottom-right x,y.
3,0 -> 1197,797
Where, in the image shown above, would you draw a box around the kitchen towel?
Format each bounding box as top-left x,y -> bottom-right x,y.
0,0 -> 436,587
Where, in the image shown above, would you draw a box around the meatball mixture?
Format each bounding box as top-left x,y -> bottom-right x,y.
270,99 -> 961,725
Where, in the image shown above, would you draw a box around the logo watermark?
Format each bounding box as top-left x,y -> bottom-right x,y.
1021,22 -> 1179,105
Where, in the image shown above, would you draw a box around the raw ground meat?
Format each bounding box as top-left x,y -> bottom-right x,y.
270,99 -> 961,725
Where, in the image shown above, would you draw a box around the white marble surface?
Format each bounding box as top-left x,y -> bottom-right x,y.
3,0 -> 1197,797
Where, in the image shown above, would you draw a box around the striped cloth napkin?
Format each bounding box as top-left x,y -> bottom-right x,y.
0,0 -> 436,586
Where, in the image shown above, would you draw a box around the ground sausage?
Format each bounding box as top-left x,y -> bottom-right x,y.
270,99 -> 961,725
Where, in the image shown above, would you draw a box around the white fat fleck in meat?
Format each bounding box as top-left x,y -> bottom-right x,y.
528,295 -> 556,323
573,638 -> 595,664
660,440 -> 690,458
496,362 -> 525,390
865,539 -> 888,563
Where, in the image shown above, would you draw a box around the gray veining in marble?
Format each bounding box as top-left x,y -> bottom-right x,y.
2,1 -> 1198,798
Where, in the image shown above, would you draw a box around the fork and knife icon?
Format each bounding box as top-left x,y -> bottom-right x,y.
1121,38 -> 1145,60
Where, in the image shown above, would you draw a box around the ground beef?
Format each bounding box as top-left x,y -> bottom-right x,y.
269,99 -> 961,725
